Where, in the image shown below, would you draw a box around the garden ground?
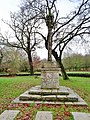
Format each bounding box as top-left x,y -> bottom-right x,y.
0,76 -> 90,120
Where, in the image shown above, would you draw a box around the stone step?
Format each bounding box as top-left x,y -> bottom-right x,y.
35,111 -> 52,120
28,86 -> 69,95
19,94 -> 42,101
0,110 -> 20,120
13,86 -> 87,105
19,93 -> 78,102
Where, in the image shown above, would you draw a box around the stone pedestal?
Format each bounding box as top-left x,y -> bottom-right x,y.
41,61 -> 60,89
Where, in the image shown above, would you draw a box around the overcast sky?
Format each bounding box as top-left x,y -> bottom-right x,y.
0,0 -> 78,59
0,0 -> 20,19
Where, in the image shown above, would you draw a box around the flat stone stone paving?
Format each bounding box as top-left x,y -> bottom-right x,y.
0,110 -> 20,120
72,112 -> 90,120
13,86 -> 88,106
35,111 -> 52,120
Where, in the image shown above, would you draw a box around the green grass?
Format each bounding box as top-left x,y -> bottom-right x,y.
67,71 -> 90,74
61,77 -> 90,107
0,76 -> 41,98
0,76 -> 90,120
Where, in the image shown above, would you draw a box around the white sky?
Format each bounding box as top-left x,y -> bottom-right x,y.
0,0 -> 79,59
0,0 -> 20,19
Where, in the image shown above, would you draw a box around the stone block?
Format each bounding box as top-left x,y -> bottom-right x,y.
57,95 -> 68,102
35,111 -> 52,120
67,94 -> 78,102
19,94 -> 42,101
42,95 -> 56,101
41,61 -> 60,89
42,61 -> 59,68
0,110 -> 20,120
19,94 -> 30,101
42,89 -> 52,95
29,89 -> 42,95
41,70 -> 60,89
72,112 -> 90,120
58,86 -> 69,95
73,102 -> 88,106
51,89 -> 58,94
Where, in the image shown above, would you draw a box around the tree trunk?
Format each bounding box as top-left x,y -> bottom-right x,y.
0,51 -> 3,64
52,49 -> 69,80
59,62 -> 69,80
27,52 -> 34,75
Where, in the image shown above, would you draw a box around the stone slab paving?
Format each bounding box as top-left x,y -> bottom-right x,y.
0,110 -> 20,120
72,112 -> 90,120
13,86 -> 88,106
35,111 -> 52,120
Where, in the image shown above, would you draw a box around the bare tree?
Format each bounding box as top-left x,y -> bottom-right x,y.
1,0 -> 90,79
51,0 -> 90,79
0,3 -> 41,75
28,0 -> 90,79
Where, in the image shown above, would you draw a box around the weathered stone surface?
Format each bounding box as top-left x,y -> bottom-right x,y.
42,95 -> 56,101
13,86 -> 87,106
35,111 -> 52,120
51,89 -> 58,94
57,91 -> 69,95
67,93 -> 78,102
57,95 -> 67,102
42,89 -> 52,95
0,110 -> 20,120
58,86 -> 69,95
73,102 -> 88,106
41,61 -> 60,89
72,112 -> 90,120
42,61 -> 59,68
20,94 -> 42,101
29,89 -> 42,95
41,70 -> 60,89
19,94 -> 31,101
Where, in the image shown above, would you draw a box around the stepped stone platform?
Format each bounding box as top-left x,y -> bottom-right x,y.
13,86 -> 87,106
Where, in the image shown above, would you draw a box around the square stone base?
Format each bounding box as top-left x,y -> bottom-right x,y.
41,71 -> 59,89
40,61 -> 60,89
41,69 -> 60,89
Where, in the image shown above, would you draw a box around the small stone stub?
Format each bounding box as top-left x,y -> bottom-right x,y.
35,111 -> 52,120
72,112 -> 90,120
0,110 -> 20,120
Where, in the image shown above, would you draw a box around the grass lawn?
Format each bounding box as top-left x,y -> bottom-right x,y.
0,76 -> 90,120
66,71 -> 90,75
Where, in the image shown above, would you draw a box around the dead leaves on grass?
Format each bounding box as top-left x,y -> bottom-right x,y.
0,99 -> 90,120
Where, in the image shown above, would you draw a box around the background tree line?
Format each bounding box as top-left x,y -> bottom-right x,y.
0,45 -> 90,74
0,47 -> 41,75
63,53 -> 90,71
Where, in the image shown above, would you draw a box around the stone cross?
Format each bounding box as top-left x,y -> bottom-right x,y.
41,8 -> 60,89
